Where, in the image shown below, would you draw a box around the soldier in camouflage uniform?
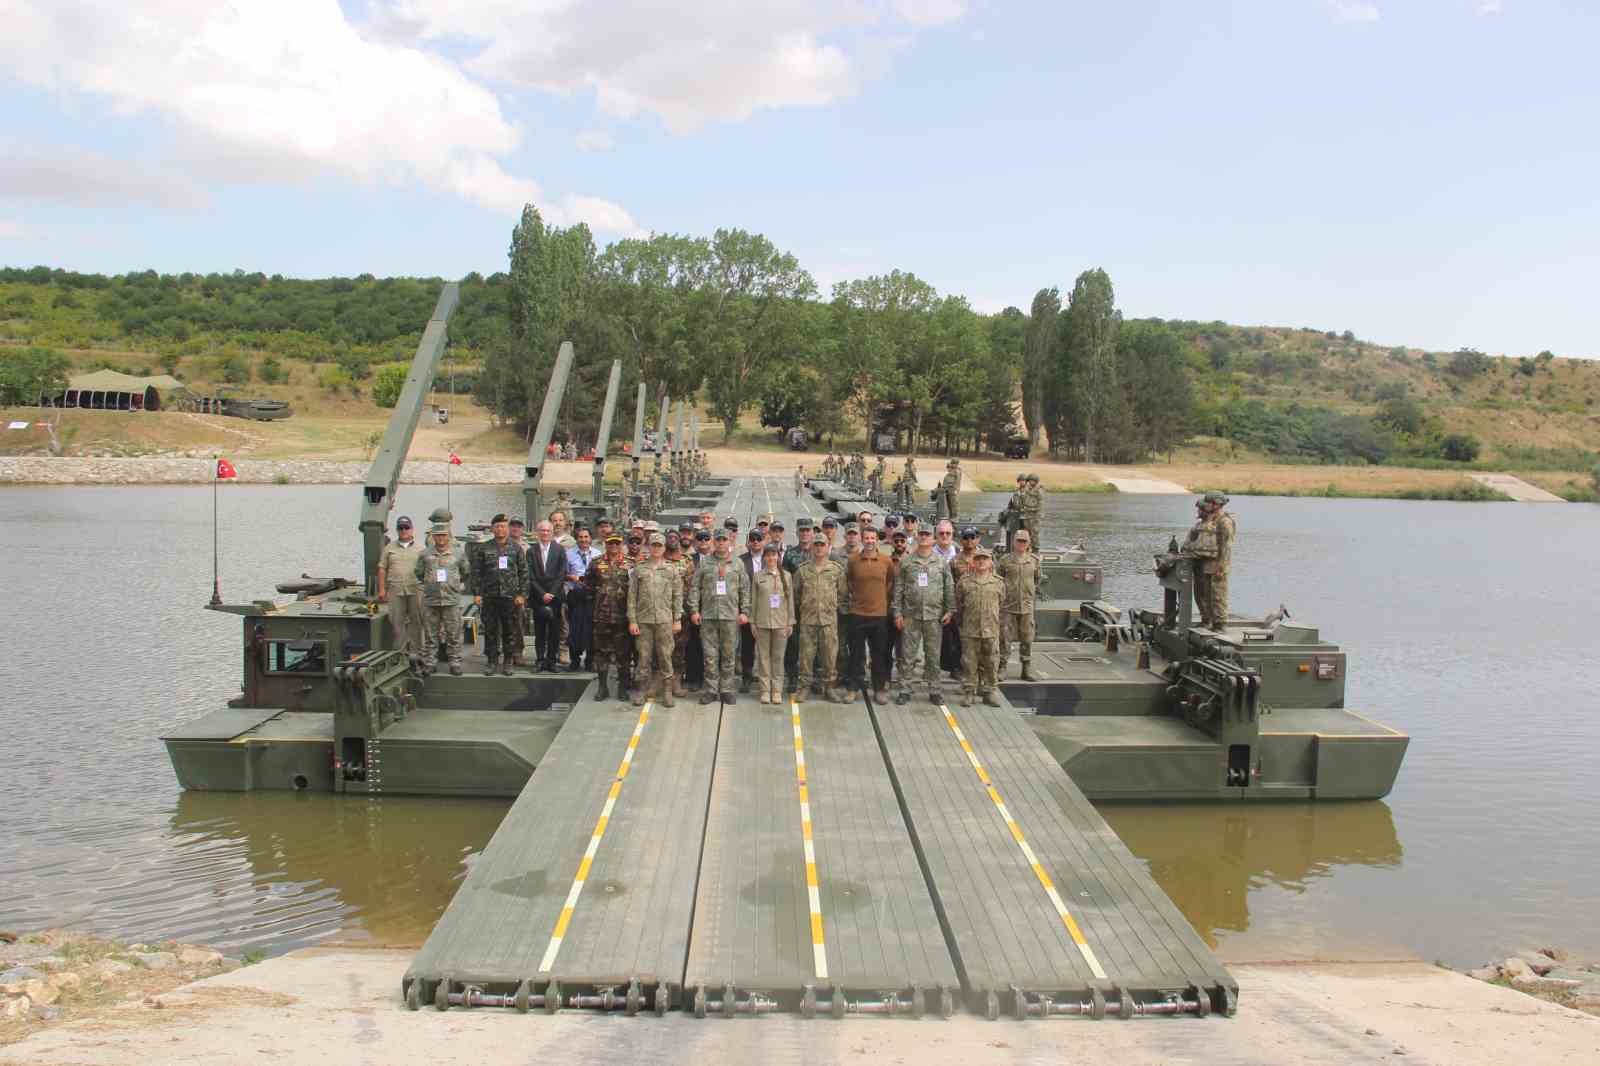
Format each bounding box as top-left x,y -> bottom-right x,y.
629,533 -> 683,706
585,533 -> 633,700
794,536 -> 847,701
1021,474 -> 1043,551
1183,491 -> 1235,628
955,545 -> 1003,707
869,456 -> 887,501
894,526 -> 953,704
472,514 -> 527,676
416,522 -> 468,675
689,528 -> 749,704
996,530 -> 1041,681
939,460 -> 962,522
666,534 -> 695,697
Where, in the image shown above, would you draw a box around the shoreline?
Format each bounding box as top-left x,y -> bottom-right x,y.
0,454 -> 1587,502
2,936 -> 1595,1064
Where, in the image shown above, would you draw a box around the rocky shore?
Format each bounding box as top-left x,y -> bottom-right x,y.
1460,947 -> 1600,1014
0,457 -> 595,486
0,929 -> 241,1042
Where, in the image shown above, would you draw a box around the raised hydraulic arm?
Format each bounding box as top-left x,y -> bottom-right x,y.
523,341 -> 576,526
359,282 -> 460,593
591,359 -> 623,505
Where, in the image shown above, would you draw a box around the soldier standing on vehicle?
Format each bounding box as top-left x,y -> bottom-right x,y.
666,533 -> 695,698
628,533 -> 683,706
997,530 -> 1041,681
473,514 -> 527,676
416,522 -> 468,676
1183,491 -> 1235,628
794,464 -> 806,497
956,545 -> 1003,707
1022,474 -> 1043,551
895,526 -> 953,705
689,528 -> 750,704
939,460 -> 962,522
751,543 -> 795,704
794,536 -> 847,702
585,533 -> 632,700
377,515 -> 423,665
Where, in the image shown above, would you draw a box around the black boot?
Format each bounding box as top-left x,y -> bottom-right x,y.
596,671 -> 611,700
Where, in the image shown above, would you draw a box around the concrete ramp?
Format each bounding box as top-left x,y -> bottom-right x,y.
1468,473 -> 1565,502
1100,474 -> 1188,494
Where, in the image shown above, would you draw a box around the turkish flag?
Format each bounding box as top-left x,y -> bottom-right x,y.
216,458 -> 238,480
448,452 -> 462,466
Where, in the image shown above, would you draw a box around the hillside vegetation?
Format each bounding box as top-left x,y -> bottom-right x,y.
2,256 -> 1598,499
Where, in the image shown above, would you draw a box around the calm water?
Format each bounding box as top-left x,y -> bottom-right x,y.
1,484 -> 1596,966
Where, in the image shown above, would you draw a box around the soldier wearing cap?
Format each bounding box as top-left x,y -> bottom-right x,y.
750,542 -> 795,704
942,525 -> 981,677
377,515 -> 424,664
686,528 -> 713,688
628,533 -> 683,706
955,545 -> 1003,707
1021,474 -> 1044,551
416,521 -> 468,675
585,532 -> 633,700
1183,491 -> 1236,628
997,529 -> 1041,681
665,532 -> 695,697
895,525 -> 953,704
939,459 -> 962,522
689,527 -> 750,704
473,513 -> 527,676
794,535 -> 847,701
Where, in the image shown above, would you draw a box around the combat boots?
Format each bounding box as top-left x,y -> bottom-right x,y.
595,671 -> 610,701
699,690 -> 718,705
1020,661 -> 1037,682
484,658 -> 499,676
660,681 -> 676,708
982,690 -> 1001,707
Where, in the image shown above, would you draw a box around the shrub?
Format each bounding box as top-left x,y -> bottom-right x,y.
259,356 -> 285,384
371,364 -> 408,408
318,366 -> 353,394
1448,348 -> 1492,378
158,351 -> 181,374
219,355 -> 251,384
1438,433 -> 1481,462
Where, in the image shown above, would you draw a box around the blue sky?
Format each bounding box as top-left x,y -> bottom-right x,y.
2,1 -> 1596,356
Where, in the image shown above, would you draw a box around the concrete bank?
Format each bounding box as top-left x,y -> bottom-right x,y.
0,457 -> 600,486
0,947 -> 1593,1066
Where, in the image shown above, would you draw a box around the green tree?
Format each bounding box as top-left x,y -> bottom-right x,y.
0,346 -> 70,404
1439,433 -> 1480,462
1063,268 -> 1120,462
1118,320 -> 1193,460
371,364 -> 408,408
1021,288 -> 1059,450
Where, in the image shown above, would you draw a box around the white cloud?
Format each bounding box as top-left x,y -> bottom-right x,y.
575,129 -> 616,153
1326,1 -> 1380,23
0,220 -> 25,239
1475,0 -> 1503,14
0,146 -> 205,208
372,1 -> 967,134
0,1 -> 637,232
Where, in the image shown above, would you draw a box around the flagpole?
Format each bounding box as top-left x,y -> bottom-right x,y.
209,454 -> 222,606
446,453 -> 452,513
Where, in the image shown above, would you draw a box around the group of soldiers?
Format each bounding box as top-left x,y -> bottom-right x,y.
1181,490 -> 1236,628
815,452 -> 970,522
635,448 -> 707,519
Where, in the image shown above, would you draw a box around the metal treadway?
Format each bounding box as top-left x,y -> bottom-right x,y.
403,475 -> 1236,1020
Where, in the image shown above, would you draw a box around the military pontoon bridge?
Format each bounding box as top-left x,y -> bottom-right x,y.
401,474 -> 1236,1021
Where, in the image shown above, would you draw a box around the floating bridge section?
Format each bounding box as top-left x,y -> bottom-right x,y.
403,475 -> 1236,1021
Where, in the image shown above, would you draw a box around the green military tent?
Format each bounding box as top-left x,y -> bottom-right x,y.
57,370 -> 188,411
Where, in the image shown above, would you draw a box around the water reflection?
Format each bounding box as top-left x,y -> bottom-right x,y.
1102,801 -> 1401,950
167,792 -> 506,952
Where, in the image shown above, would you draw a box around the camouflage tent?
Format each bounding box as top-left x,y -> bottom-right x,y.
56,370 -> 188,411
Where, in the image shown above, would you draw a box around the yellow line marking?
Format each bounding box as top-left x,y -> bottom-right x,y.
538,703 -> 651,973
937,704 -> 1106,980
792,700 -> 829,980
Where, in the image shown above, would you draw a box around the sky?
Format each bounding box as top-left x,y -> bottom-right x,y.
1,0 -> 1596,356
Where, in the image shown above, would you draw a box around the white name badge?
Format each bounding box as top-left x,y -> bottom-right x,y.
769,593 -> 782,609
716,580 -> 727,596
497,556 -> 508,570
435,568 -> 449,583
917,572 -> 929,587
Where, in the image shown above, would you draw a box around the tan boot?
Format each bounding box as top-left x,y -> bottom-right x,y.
660,680 -> 676,708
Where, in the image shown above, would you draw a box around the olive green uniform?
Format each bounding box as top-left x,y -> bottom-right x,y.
1184,510 -> 1235,628
940,467 -> 961,521
1020,484 -> 1043,549
956,569 -> 1003,702
689,555 -> 749,698
996,550 -> 1041,676
416,543 -> 468,672
895,550 -> 952,699
586,556 -> 633,697
794,557 -> 845,694
473,538 -> 527,668
379,539 -> 424,660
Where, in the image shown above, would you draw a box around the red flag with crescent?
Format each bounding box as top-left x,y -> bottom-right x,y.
216,458 -> 238,480
448,452 -> 462,465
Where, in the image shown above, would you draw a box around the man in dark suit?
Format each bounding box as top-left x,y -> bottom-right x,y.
526,519 -> 568,671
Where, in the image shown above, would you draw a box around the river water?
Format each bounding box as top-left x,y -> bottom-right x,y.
1,484 -> 1596,967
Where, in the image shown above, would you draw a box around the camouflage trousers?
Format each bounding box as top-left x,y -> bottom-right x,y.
510,600 -> 527,656
700,619 -> 740,695
961,636 -> 1000,697
593,620 -> 632,681
388,592 -> 424,660
634,622 -> 675,691
1023,514 -> 1040,549
1194,571 -> 1229,629
898,617 -> 943,694
672,613 -> 690,682
796,622 -> 838,690
481,595 -> 519,664
1001,610 -> 1035,673
421,601 -> 463,670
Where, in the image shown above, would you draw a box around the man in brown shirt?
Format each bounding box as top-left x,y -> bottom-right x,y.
845,528 -> 897,703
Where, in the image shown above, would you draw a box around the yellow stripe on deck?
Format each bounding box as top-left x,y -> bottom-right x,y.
937,704 -> 1107,980
792,701 -> 829,981
537,703 -> 653,975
